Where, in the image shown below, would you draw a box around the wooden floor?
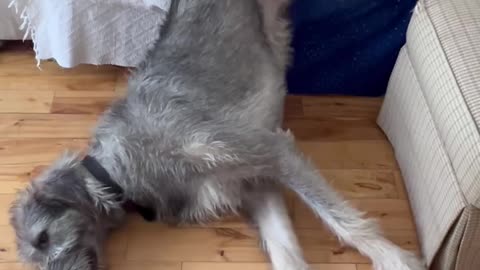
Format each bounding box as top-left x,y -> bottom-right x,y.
0,50 -> 420,270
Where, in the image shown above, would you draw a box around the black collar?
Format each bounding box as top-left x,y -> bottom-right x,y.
81,155 -> 156,222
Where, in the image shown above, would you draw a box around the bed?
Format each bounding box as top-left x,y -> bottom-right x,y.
0,0 -> 24,40
0,0 -> 171,68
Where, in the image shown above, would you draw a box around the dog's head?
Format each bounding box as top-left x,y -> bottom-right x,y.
9,153 -> 112,270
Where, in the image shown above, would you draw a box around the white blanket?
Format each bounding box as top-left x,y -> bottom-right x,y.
9,0 -> 171,68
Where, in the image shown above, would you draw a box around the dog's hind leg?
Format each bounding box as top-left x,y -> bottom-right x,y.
275,156 -> 425,270
244,190 -> 309,270
182,128 -> 425,270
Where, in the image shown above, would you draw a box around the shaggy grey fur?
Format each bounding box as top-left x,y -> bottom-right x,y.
10,1 -> 425,269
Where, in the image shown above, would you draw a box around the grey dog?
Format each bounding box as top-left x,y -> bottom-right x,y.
10,0 -> 425,269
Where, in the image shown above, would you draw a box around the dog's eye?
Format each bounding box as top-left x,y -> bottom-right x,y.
33,230 -> 49,250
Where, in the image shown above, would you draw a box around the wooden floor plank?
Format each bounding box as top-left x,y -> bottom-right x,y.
0,164 -> 46,184
0,181 -> 27,195
0,164 -> 42,198
0,138 -> 88,166
182,263 -> 357,270
284,119 -> 385,141
115,72 -> 129,96
109,262 -> 181,270
297,141 -> 399,170
0,114 -> 97,138
299,229 -> 418,263
0,90 -> 54,113
283,95 -> 304,119
125,223 -> 376,264
0,75 -> 117,92
0,52 -> 120,76
126,226 -> 266,263
0,226 -> 17,263
182,263 -> 272,270
106,225 -> 130,262
51,91 -> 117,114
356,265 -> 373,270
294,198 -> 416,231
319,169 -> 399,199
0,263 -> 33,270
0,195 -> 15,226
301,96 -> 382,121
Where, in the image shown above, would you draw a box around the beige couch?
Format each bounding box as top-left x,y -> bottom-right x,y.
378,0 -> 480,269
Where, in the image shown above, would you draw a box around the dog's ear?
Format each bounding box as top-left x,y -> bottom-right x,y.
32,187 -> 73,215
32,174 -> 82,207
28,169 -> 102,219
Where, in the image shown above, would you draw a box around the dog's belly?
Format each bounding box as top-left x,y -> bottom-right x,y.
162,180 -> 244,225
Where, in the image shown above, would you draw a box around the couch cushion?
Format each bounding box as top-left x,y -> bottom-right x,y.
407,0 -> 480,208
285,0 -> 417,96
423,0 -> 480,206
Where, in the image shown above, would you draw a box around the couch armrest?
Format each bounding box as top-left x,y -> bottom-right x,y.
378,0 -> 480,267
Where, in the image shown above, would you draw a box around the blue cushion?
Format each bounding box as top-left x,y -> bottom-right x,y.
286,0 -> 417,96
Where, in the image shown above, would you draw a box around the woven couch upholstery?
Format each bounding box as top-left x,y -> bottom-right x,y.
377,0 -> 480,269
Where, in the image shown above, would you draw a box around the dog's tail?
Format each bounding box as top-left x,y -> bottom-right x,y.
159,0 -> 181,36
276,140 -> 426,270
135,0 -> 181,71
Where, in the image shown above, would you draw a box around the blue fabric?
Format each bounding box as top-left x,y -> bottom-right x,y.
286,0 -> 417,96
